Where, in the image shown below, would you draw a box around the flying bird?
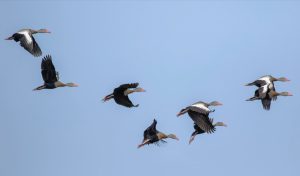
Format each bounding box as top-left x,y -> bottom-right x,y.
246,84 -> 292,110
245,75 -> 290,101
33,55 -> 79,90
138,119 -> 179,148
103,83 -> 145,108
5,28 -> 51,57
189,118 -> 227,144
177,101 -> 223,133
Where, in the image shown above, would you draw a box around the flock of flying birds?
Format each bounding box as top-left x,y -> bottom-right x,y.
5,28 -> 293,147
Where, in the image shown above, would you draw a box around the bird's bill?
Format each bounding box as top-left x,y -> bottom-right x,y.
287,92 -> 293,96
174,136 -> 180,141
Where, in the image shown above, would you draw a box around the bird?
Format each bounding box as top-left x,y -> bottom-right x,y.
5,28 -> 51,57
245,75 -> 290,87
189,118 -> 227,144
177,101 -> 223,133
246,84 -> 292,110
245,75 -> 290,100
33,55 -> 79,90
102,83 -> 145,108
137,119 -> 179,148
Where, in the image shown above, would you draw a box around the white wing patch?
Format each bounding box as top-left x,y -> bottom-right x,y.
258,76 -> 271,85
262,84 -> 269,93
191,103 -> 210,112
17,31 -> 32,44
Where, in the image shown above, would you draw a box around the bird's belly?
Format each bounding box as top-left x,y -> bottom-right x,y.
45,83 -> 56,89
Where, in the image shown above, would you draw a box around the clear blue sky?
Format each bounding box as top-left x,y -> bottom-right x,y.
0,1 -> 299,176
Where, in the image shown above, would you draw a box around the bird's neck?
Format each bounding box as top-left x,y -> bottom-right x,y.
124,89 -> 135,96
157,133 -> 167,140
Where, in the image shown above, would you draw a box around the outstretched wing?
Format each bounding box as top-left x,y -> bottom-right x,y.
113,83 -> 139,107
41,55 -> 58,83
248,80 -> 268,87
114,95 -> 135,107
18,32 -> 42,57
143,119 -> 157,140
116,83 -> 139,92
188,111 -> 215,134
261,97 -> 271,110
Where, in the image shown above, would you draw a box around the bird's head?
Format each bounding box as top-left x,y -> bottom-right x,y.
65,83 -> 79,87
167,134 -> 179,141
209,101 -> 223,106
276,77 -> 290,82
214,122 -> 228,127
37,29 -> 51,33
134,87 -> 146,92
279,92 -> 293,96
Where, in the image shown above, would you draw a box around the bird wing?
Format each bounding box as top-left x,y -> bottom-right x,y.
251,80 -> 268,87
188,105 -> 210,115
143,119 -> 157,139
117,83 -> 139,92
18,32 -> 42,57
256,85 -> 269,99
41,55 -> 58,83
261,97 -> 272,110
113,83 -> 139,107
188,111 -> 215,134
114,95 -> 135,107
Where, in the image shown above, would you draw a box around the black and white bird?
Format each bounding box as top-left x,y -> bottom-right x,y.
245,75 -> 290,100
6,28 -> 51,57
246,84 -> 292,110
33,55 -> 79,90
189,118 -> 227,144
177,101 -> 223,134
137,119 -> 179,148
102,83 -> 145,108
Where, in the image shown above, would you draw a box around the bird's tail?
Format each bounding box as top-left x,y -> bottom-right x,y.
33,85 -> 46,91
102,93 -> 114,102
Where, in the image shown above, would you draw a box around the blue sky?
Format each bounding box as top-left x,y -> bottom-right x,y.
0,1 -> 299,176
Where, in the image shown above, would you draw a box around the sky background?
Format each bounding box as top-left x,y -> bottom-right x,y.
0,1 -> 299,176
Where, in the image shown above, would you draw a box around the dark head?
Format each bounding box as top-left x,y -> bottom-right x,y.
209,101 -> 223,106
